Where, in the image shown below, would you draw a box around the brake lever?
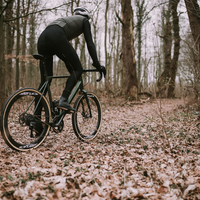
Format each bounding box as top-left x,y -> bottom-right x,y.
96,72 -> 102,82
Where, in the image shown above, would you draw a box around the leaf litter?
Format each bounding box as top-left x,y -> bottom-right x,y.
0,98 -> 200,199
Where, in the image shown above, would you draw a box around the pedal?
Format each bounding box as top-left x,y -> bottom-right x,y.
53,99 -> 59,107
52,100 -> 60,116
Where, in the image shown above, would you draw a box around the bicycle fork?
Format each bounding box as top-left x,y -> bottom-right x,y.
82,91 -> 92,118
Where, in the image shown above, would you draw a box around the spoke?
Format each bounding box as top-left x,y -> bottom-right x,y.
76,98 -> 98,137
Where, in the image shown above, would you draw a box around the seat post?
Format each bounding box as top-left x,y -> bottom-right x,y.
33,54 -> 49,79
42,59 -> 48,78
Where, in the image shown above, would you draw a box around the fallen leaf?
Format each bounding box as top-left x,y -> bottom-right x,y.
183,184 -> 196,198
157,185 -> 169,194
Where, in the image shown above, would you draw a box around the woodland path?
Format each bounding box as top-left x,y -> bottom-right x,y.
0,98 -> 200,199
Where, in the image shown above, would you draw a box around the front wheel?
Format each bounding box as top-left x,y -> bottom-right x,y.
72,92 -> 102,142
0,88 -> 51,151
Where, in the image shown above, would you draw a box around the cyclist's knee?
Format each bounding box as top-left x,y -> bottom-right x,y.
70,69 -> 82,80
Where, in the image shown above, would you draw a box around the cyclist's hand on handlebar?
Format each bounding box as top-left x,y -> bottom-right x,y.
99,66 -> 106,78
93,62 -> 106,78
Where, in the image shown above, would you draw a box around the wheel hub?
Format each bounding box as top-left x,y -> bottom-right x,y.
19,113 -> 33,126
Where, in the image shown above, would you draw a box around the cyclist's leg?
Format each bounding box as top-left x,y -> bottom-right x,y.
55,43 -> 83,99
49,29 -> 83,111
34,56 -> 53,120
37,29 -> 54,93
56,43 -> 83,112
34,30 -> 54,131
37,25 -> 82,111
39,25 -> 83,99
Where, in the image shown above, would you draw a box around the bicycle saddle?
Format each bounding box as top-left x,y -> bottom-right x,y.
33,54 -> 45,60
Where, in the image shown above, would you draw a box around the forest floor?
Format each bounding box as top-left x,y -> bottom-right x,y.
0,97 -> 200,200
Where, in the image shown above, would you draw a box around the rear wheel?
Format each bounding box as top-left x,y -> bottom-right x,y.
1,88 -> 51,151
72,92 -> 102,141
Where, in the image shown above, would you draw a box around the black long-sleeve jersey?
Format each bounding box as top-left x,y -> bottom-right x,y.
47,15 -> 100,66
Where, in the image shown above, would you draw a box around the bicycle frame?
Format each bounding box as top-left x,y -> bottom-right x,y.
34,68 -> 99,127
0,53 -> 103,151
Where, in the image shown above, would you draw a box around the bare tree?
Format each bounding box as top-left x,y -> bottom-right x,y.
0,0 -> 6,109
167,0 -> 180,98
0,1 -> 71,110
156,0 -> 180,98
185,0 -> 200,55
15,0 -> 20,90
184,0 -> 200,109
104,0 -> 109,90
21,0 -> 31,87
156,4 -> 172,97
5,0 -> 14,95
120,0 -> 138,100
135,0 -> 150,93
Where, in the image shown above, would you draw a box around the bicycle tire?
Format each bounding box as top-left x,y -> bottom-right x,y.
72,91 -> 102,142
1,88 -> 51,151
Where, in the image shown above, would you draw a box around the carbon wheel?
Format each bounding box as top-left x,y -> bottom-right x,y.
72,92 -> 102,142
1,88 -> 51,151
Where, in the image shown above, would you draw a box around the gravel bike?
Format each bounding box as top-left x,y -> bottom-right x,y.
0,54 -> 102,151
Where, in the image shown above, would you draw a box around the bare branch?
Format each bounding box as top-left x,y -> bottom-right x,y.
3,3 -> 72,22
0,0 -> 14,17
142,2 -> 168,22
115,10 -> 124,26
158,35 -> 165,39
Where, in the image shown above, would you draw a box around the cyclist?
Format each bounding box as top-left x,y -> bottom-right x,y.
34,7 -> 106,134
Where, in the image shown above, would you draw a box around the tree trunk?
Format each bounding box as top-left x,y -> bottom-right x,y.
16,0 -> 20,90
143,30 -> 150,91
135,0 -> 149,93
104,0 -> 109,90
72,0 -> 80,51
28,14 -> 37,88
184,0 -> 200,110
0,0 -> 6,110
112,19 -> 118,92
21,0 -> 31,87
115,4 -> 122,93
121,0 -> 138,100
5,0 -> 14,96
156,6 -> 172,98
92,10 -> 99,89
137,17 -> 142,94
167,0 -> 180,98
184,0 -> 200,54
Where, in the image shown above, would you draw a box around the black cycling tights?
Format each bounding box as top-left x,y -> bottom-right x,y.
37,25 -> 83,99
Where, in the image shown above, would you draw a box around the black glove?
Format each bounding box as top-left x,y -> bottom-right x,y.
98,66 -> 106,77
93,62 -> 106,78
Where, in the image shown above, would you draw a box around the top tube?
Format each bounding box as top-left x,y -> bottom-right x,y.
83,69 -> 99,72
48,69 -> 99,79
46,69 -> 102,82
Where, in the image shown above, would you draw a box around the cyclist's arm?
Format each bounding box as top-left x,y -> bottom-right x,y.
83,18 -> 101,68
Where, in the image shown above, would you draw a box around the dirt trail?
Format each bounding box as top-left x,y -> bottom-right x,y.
0,98 -> 200,199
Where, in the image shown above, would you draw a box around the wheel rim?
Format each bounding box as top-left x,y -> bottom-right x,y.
74,94 -> 101,140
2,89 -> 50,151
